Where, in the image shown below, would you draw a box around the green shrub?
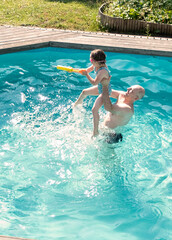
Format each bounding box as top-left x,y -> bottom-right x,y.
104,0 -> 172,24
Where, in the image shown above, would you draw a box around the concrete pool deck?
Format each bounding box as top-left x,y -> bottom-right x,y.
0,25 -> 172,57
0,24 -> 172,240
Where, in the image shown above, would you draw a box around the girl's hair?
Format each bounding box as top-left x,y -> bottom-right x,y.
90,49 -> 106,64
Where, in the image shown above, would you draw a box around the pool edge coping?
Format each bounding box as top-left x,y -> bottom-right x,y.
0,40 -> 172,57
0,26 -> 172,57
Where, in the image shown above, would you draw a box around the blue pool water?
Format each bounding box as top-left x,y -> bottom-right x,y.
0,47 -> 172,240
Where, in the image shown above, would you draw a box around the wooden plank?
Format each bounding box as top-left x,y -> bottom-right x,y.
0,25 -> 172,57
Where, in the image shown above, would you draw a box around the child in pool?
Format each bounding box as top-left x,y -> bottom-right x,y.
74,49 -> 111,137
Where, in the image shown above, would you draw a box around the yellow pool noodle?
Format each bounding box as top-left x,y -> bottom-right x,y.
57,65 -> 73,72
57,65 -> 82,73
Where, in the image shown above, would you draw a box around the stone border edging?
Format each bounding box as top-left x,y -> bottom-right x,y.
99,3 -> 172,36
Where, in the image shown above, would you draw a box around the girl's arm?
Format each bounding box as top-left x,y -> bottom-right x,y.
86,65 -> 94,73
84,69 -> 109,86
80,65 -> 94,75
85,73 -> 99,85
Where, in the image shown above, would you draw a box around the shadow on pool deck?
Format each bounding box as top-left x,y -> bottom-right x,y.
0,25 -> 172,57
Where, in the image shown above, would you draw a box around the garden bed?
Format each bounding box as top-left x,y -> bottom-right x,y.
99,3 -> 172,36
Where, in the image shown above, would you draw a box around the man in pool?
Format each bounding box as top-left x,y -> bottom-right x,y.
101,80 -> 145,143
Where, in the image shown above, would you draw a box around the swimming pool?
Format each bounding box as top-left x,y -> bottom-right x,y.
0,47 -> 172,240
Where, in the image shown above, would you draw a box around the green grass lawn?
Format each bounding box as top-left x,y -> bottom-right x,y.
0,0 -> 104,31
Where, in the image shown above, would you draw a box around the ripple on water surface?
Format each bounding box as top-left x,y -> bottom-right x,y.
0,48 -> 172,240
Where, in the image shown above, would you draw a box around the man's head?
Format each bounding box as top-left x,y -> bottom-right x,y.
126,85 -> 145,101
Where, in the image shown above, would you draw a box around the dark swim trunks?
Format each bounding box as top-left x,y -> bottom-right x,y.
104,133 -> 123,144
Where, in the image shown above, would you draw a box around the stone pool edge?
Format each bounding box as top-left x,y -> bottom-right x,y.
0,25 -> 172,57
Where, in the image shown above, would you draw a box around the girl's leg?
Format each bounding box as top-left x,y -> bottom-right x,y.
74,86 -> 99,106
92,94 -> 103,137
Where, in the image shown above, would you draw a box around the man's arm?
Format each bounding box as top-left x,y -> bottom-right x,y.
110,89 -> 124,99
102,83 -> 114,113
102,82 -> 133,116
102,85 -> 132,115
102,81 -> 124,114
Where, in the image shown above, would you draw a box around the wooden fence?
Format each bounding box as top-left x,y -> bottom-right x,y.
99,3 -> 172,36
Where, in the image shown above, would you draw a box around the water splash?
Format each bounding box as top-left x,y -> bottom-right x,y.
0,48 -> 172,240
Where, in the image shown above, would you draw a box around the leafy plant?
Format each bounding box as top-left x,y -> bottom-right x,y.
104,0 -> 172,24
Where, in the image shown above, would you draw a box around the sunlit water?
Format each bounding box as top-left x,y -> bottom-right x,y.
0,48 -> 172,240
